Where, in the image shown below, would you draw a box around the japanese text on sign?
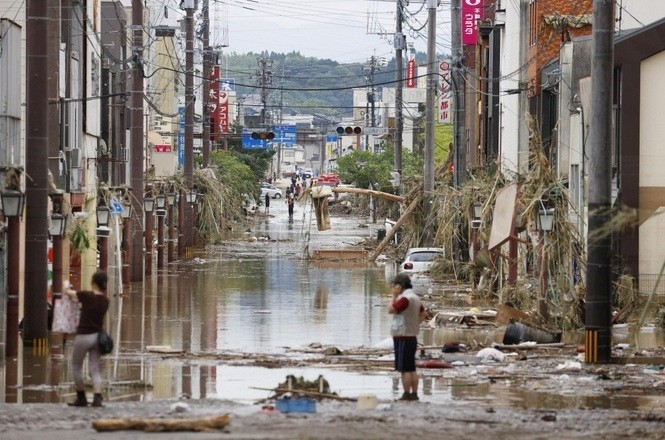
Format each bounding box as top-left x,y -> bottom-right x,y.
462,0 -> 483,45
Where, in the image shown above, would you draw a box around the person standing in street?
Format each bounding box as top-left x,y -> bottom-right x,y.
388,273 -> 426,401
264,192 -> 270,213
287,192 -> 295,219
65,271 -> 110,407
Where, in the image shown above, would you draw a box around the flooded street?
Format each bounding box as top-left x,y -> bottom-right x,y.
1,197 -> 665,439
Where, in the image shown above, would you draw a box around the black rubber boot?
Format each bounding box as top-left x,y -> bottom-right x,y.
68,391 -> 88,407
91,393 -> 103,407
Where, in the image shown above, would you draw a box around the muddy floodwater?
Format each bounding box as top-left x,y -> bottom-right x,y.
1,197 -> 664,420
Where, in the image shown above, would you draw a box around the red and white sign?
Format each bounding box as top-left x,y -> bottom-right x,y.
462,0 -> 483,45
219,90 -> 229,134
406,58 -> 416,88
438,61 -> 452,124
210,66 -> 221,141
153,144 -> 172,153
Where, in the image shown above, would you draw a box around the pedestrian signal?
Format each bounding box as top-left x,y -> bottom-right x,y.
251,131 -> 275,140
335,126 -> 362,135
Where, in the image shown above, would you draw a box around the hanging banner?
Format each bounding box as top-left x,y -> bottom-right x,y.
462,0 -> 483,45
178,106 -> 185,166
438,61 -> 452,124
210,66 -> 221,141
219,89 -> 229,134
406,58 -> 416,88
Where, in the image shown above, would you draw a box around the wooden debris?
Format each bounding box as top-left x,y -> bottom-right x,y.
494,343 -> 566,350
252,386 -> 357,402
92,413 -> 230,432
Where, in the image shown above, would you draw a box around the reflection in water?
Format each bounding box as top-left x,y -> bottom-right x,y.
1,207 -> 665,408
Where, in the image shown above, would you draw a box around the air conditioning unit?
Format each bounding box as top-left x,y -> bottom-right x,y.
71,148 -> 80,168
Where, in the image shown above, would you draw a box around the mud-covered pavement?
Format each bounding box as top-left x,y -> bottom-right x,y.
1,181 -> 664,439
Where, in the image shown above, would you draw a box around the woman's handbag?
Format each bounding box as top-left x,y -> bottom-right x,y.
98,330 -> 114,355
51,296 -> 80,334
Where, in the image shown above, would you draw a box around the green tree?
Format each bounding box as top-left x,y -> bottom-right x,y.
336,147 -> 423,192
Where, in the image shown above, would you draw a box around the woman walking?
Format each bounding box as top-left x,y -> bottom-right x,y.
66,271 -> 110,407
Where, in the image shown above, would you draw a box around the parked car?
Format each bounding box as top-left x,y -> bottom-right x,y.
260,182 -> 282,199
398,247 -> 446,275
300,168 -> 314,179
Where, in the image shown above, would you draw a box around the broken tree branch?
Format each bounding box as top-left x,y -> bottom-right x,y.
92,413 -> 231,432
369,195 -> 423,261
331,187 -> 405,203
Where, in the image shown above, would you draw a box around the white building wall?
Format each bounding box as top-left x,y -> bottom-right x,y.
616,0 -> 665,30
497,2 -> 523,177
639,50 -> 665,275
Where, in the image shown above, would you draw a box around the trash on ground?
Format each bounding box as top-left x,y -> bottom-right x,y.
477,347 -> 507,363
502,321 -> 561,345
276,396 -> 317,413
556,360 -> 582,372
356,394 -> 379,410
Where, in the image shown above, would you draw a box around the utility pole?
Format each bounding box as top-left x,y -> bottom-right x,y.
202,0 -> 211,167
24,0 -> 50,347
257,56 -> 273,172
451,0 -> 466,189
180,3 -> 196,257
394,0 -> 404,180
420,0 -> 437,247
130,0 -> 145,281
585,0 -> 615,364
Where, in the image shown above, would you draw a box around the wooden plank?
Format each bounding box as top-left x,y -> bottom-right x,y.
92,414 -> 231,432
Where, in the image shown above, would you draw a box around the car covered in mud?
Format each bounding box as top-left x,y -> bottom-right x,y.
398,247 -> 445,275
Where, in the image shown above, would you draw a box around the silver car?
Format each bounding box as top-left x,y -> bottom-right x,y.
260,182 -> 282,199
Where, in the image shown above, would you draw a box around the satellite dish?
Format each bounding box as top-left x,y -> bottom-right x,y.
99,139 -> 109,156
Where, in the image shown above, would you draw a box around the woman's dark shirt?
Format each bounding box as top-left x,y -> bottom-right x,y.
76,291 -> 109,334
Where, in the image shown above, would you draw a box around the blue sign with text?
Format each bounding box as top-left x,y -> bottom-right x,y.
272,125 -> 297,147
178,106 -> 185,166
241,129 -> 269,150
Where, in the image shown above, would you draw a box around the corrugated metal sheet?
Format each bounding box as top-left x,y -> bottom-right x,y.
0,19 -> 22,165
0,19 -> 22,119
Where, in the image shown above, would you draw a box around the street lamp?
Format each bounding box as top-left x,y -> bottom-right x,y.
472,203 -> 483,220
96,205 -> 110,227
49,213 -> 67,237
185,192 -> 198,204
121,200 -> 133,219
535,206 -> 555,323
155,194 -> 167,217
167,192 -> 176,206
3,188 -> 23,356
144,196 -> 155,213
537,208 -> 555,232
96,205 -> 111,239
1,189 -> 25,218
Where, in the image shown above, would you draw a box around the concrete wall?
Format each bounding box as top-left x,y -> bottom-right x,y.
639,49 -> 665,275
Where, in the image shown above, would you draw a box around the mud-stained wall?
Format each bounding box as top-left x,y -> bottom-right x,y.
639,50 -> 665,276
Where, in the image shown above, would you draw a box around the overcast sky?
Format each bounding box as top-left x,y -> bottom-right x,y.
146,0 -> 451,64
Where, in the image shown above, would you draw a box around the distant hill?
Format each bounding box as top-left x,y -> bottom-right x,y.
223,51 -> 430,118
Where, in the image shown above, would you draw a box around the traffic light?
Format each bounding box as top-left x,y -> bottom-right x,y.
335,126 -> 362,135
251,131 -> 275,140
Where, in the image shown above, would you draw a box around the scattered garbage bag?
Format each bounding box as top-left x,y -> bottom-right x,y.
502,321 -> 561,345
476,347 -> 506,363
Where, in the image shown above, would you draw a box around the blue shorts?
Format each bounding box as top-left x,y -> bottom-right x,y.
394,337 -> 417,372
